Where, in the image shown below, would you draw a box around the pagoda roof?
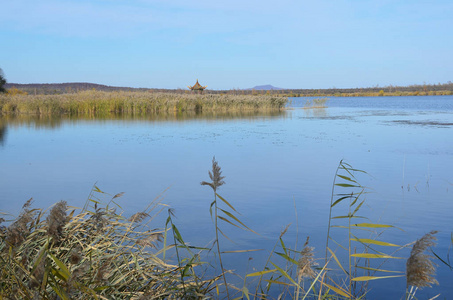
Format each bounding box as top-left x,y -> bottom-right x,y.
188,79 -> 207,90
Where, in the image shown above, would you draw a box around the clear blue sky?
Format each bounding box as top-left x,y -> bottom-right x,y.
1,0 -> 452,90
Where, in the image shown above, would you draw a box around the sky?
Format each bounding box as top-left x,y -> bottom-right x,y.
1,0 -> 452,90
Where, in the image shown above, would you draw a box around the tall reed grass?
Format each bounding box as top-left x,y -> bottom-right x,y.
0,160 -> 445,299
0,90 -> 287,116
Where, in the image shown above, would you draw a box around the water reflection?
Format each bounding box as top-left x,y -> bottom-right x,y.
0,109 -> 286,130
0,120 -> 6,146
301,107 -> 328,118
390,120 -> 453,127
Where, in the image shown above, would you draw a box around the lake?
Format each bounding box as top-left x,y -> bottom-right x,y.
1,95 -> 452,299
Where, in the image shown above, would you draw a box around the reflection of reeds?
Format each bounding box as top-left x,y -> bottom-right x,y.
0,90 -> 287,116
1,109 -> 287,131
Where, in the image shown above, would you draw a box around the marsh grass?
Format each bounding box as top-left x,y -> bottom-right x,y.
0,159 -> 445,299
303,97 -> 329,109
0,90 -> 287,116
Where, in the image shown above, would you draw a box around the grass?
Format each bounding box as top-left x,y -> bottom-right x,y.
0,159 -> 445,299
0,90 -> 287,116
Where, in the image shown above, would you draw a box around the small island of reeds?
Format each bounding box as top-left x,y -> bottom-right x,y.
0,90 -> 288,116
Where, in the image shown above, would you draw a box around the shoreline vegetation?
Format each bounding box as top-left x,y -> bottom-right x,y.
0,90 -> 287,116
0,159 -> 447,299
4,81 -> 453,97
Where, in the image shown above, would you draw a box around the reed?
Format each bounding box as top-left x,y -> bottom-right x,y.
0,90 -> 287,116
0,159 -> 445,299
201,157 -> 257,299
303,97 -> 329,109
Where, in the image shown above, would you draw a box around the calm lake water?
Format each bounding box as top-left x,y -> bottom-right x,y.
1,95 -> 452,298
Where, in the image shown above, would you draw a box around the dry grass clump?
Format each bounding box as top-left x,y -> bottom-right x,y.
0,90 -> 287,116
0,187 -> 214,299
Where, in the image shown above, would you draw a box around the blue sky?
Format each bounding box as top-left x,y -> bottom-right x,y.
1,0 -> 452,90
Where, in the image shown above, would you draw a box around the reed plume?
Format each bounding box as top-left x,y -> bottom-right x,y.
137,231 -> 163,249
5,199 -> 36,248
69,246 -> 83,265
129,212 -> 150,223
298,237 -> 316,279
201,156 -> 225,192
406,230 -> 439,288
90,207 -> 107,231
47,200 -> 68,241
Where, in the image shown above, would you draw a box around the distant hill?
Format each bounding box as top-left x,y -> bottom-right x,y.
4,82 -> 150,94
248,84 -> 284,90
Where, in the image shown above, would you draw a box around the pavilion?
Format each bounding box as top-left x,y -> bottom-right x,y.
187,79 -> 207,94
